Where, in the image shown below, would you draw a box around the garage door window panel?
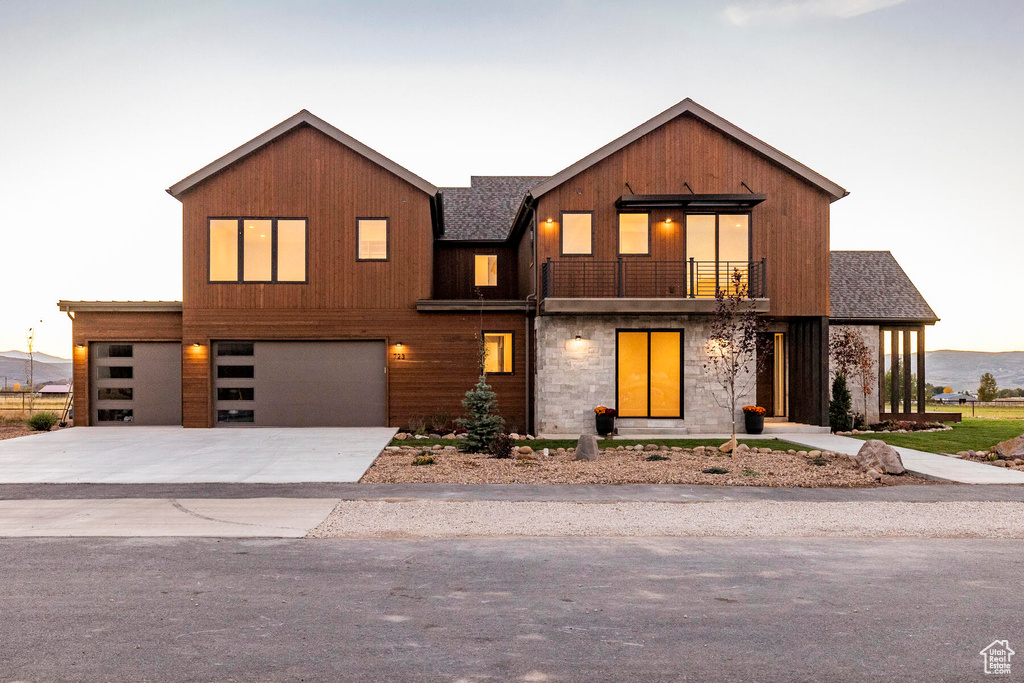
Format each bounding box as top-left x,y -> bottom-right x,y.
218,410 -> 254,424
98,409 -> 133,422
217,365 -> 254,379
217,387 -> 255,401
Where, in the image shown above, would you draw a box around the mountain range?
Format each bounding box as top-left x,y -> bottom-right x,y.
888,350 -> 1024,392
0,351 -> 73,389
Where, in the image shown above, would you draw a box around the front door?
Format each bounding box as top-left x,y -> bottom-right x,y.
616,330 -> 683,418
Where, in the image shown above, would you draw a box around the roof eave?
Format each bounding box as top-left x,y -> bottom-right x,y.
166,110 -> 438,200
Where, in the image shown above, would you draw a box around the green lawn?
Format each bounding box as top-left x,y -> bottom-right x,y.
850,418 -> 1023,455
391,437 -> 809,451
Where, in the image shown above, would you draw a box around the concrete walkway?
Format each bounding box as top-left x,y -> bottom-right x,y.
784,433 -> 1024,484
0,497 -> 338,537
0,427 -> 396,483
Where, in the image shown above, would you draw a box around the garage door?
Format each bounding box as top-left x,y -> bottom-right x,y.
213,341 -> 386,427
91,342 -> 182,425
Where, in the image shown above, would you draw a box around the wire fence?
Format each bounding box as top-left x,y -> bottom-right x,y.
0,392 -> 70,418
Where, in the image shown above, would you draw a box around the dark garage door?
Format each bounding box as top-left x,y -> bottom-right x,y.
90,342 -> 182,425
213,341 -> 386,427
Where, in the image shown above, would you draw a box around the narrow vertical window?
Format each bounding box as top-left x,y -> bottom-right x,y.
618,213 -> 649,255
242,219 -> 273,281
483,332 -> 514,374
561,212 -> 593,255
357,218 -> 388,261
277,219 -> 307,282
209,219 -> 239,282
475,254 -> 497,286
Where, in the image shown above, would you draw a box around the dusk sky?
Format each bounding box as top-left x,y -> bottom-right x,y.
1,0 -> 1021,357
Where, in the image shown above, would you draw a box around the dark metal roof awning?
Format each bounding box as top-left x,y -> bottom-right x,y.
615,193 -> 767,210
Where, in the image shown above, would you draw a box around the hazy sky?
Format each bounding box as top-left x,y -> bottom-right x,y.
1,0 -> 1021,357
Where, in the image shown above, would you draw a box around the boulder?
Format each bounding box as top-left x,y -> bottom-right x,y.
993,434 -> 1024,459
734,443 -> 750,454
645,444 -> 659,451
394,433 -> 409,440
574,435 -> 600,461
443,445 -> 458,451
719,438 -> 737,454
992,460 -> 1008,468
808,450 -> 822,458
854,440 -> 906,475
518,446 -> 533,454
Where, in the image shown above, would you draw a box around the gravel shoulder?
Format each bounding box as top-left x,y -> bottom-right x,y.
362,444 -> 934,487
309,500 -> 1024,539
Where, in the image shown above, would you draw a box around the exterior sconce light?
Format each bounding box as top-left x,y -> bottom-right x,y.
191,343 -> 202,348
394,341 -> 404,348
565,335 -> 589,353
545,218 -> 554,226
75,343 -> 86,348
665,217 -> 673,224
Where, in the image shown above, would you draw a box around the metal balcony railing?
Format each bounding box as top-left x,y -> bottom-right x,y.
541,258 -> 767,299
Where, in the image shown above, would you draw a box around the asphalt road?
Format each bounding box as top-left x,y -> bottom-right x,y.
1,537 -> 1020,682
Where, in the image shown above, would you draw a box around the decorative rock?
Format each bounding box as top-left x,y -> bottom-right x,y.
808,450 -> 821,458
385,446 -> 401,451
694,446 -> 706,454
509,433 -> 520,440
574,435 -> 600,461
880,474 -> 897,486
645,444 -> 659,451
525,435 -> 535,440
394,433 -> 409,440
734,444 -> 750,454
542,448 -> 550,457
428,433 -> 442,439
659,445 -> 669,451
443,445 -> 458,451
759,447 -> 773,454
866,468 -> 882,480
992,460 -> 1008,468
670,446 -> 682,452
443,433 -> 457,439
518,446 -> 533,454
854,440 -> 906,475
719,438 -> 737,454
993,434 -> 1024,459
432,444 -> 443,451
797,451 -> 808,457
787,449 -> 797,455
616,446 -> 625,451
556,448 -> 566,454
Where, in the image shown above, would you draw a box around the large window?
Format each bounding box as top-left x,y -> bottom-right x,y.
475,254 -> 497,287
208,218 -> 307,283
685,214 -> 750,297
357,218 -> 388,261
618,213 -> 650,255
617,330 -> 683,418
483,332 -> 513,374
561,212 -> 593,255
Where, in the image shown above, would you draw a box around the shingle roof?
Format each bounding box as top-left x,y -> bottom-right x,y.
439,176 -> 547,241
830,251 -> 937,323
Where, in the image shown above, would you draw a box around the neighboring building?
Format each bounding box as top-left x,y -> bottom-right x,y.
38,384 -> 71,395
59,98 -> 938,433
935,393 -> 975,405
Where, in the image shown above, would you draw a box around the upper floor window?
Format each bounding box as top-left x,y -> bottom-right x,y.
475,254 -> 497,287
684,214 -> 749,264
618,213 -> 649,255
357,218 -> 389,261
560,212 -> 593,255
209,218 -> 307,283
483,331 -> 513,374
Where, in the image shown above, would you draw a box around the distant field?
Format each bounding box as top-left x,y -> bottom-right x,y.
925,403 -> 1024,419
0,395 -> 68,419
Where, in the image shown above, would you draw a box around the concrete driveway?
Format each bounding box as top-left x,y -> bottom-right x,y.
0,426 -> 396,483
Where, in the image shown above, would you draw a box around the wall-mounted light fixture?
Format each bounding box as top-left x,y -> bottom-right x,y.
665,217 -> 673,224
394,341 -> 404,348
191,343 -> 202,348
545,218 -> 554,226
565,335 -> 589,353
75,343 -> 86,348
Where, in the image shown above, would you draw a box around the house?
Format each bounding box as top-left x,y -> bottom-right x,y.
58,98 -> 938,433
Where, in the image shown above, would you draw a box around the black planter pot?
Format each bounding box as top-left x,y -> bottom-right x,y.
744,412 -> 764,435
595,413 -> 616,436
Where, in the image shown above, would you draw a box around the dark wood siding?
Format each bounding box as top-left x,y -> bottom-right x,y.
70,311 -> 183,427
433,243 -> 519,299
535,112 -> 832,318
788,316 -> 829,426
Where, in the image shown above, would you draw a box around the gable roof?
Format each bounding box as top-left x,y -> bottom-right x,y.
167,110 -> 438,199
439,176 -> 547,241
830,251 -> 938,323
529,98 -> 848,203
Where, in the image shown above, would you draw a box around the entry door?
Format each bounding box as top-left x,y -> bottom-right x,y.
616,330 -> 683,418
772,332 -> 787,417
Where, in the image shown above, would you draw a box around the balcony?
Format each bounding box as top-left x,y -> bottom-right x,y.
540,258 -> 768,315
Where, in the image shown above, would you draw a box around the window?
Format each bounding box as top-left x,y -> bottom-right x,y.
97,388 -> 133,401
208,218 -> 307,283
685,214 -> 750,297
357,218 -> 388,261
617,330 -> 683,418
97,409 -> 133,422
618,213 -> 649,255
483,332 -> 513,374
218,409 -> 254,423
561,212 -> 592,255
475,254 -> 498,287
216,342 -> 254,356
99,366 -> 132,379
106,344 -> 133,358
217,387 -> 255,401
217,365 -> 254,379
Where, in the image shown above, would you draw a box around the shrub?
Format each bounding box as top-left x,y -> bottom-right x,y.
809,456 -> 828,466
702,467 -> 729,474
428,409 -> 452,434
457,375 -> 505,453
26,412 -> 59,432
829,374 -> 852,432
489,433 -> 516,459
742,469 -> 760,477
645,453 -> 670,461
412,453 -> 436,466
407,416 -> 427,436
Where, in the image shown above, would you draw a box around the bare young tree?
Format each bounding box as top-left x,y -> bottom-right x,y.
829,328 -> 875,422
703,269 -> 767,448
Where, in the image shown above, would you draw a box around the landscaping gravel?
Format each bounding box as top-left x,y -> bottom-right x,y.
308,500 -> 1024,539
361,445 -> 929,487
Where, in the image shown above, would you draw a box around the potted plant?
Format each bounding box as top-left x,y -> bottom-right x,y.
742,405 -> 765,434
594,406 -> 617,436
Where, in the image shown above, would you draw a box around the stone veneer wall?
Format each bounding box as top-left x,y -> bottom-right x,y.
828,324 -> 880,424
534,315 -> 754,435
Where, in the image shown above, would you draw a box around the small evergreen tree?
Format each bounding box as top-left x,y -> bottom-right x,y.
829,374 -> 852,432
978,372 -> 998,402
457,337 -> 505,453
